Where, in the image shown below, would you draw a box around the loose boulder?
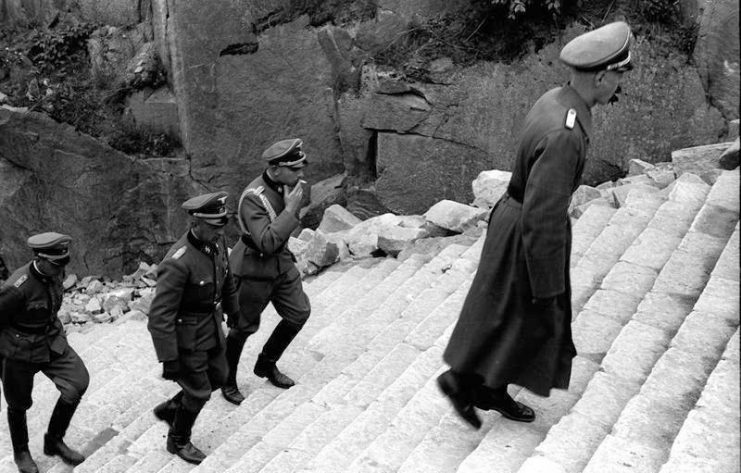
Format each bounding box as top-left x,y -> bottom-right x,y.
472,170 -> 512,209
424,200 -> 488,233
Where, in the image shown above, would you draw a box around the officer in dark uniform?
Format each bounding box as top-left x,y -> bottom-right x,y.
0,233 -> 89,473
438,22 -> 634,429
221,138 -> 311,405
147,192 -> 239,464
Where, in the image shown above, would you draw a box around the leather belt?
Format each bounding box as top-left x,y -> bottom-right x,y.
12,324 -> 50,335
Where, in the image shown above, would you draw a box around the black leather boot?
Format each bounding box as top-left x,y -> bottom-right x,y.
8,408 -> 39,473
436,370 -> 482,430
153,391 -> 184,427
43,398 -> 85,465
166,405 -> 206,464
253,320 -> 302,389
474,385 -> 535,423
221,335 -> 247,405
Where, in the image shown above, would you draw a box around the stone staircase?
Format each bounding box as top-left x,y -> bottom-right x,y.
0,169 -> 737,473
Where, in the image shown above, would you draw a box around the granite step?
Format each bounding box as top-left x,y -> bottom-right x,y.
581,221 -> 740,473
656,329 -> 740,473
189,241 -> 481,473
451,175 -> 714,473
91,260 -> 399,472
27,266 -> 367,471
156,254 -> 440,473
516,172 -> 739,473
570,188 -> 667,314
571,204 -> 617,265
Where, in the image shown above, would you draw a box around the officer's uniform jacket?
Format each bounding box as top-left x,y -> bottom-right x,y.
444,85 -> 587,397
148,231 -> 239,362
0,262 -> 68,363
230,171 -> 301,279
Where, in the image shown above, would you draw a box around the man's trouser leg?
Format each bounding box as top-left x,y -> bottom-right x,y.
154,390 -> 184,427
2,358 -> 39,473
42,346 -> 89,466
222,277 -> 268,404
167,350 -> 211,464
254,268 -> 310,389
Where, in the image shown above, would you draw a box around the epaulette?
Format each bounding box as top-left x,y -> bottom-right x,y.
13,274 -> 28,288
564,108 -> 577,129
172,246 -> 187,260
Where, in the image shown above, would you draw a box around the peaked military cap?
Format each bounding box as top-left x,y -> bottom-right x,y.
262,138 -> 307,167
182,191 -> 229,226
27,232 -> 72,261
560,21 -> 633,72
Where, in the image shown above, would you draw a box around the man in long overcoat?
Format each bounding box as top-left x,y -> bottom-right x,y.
439,21 -> 634,429
147,192 -> 240,464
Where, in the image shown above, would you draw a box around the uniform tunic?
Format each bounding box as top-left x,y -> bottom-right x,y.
148,231 -> 239,410
229,171 -> 310,333
0,262 -> 89,409
443,85 -> 590,397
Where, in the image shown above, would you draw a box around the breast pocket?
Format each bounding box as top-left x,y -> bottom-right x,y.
25,301 -> 50,323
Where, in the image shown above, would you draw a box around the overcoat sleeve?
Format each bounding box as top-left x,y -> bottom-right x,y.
521,129 -> 582,298
240,193 -> 299,254
147,258 -> 187,361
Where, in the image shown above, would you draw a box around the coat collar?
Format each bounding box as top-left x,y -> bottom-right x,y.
187,230 -> 218,256
262,170 -> 284,195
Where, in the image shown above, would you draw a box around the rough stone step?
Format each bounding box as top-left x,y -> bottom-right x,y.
457,357 -> 598,473
571,189 -> 666,312
227,343 -> 424,473
704,169 -> 740,214
581,227 -> 740,473
656,329 -> 740,473
0,320 -> 158,462
159,252 -> 461,472
519,213 -> 738,472
182,250 -> 476,472
305,242 -> 478,360
228,255 -> 479,471
297,344 -> 446,473
571,204 -> 617,265
138,255 -> 448,473
5,365 -> 169,473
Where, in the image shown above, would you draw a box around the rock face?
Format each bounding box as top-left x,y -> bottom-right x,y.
155,0 -> 345,200
0,0 -> 150,26
155,2 -> 727,215
0,107 -> 192,277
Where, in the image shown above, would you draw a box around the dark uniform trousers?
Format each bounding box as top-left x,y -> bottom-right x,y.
232,264 -> 310,337
176,344 -> 227,412
2,346 -> 89,410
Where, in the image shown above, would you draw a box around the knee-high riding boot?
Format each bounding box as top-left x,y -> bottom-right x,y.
8,408 -> 39,473
166,404 -> 206,464
254,320 -> 302,389
221,334 -> 248,405
44,398 -> 85,465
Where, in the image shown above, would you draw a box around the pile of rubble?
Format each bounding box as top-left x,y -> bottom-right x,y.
58,262 -> 157,331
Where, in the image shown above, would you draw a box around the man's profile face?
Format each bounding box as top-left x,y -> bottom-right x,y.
274,165 -> 305,187
194,220 -> 225,243
595,70 -> 626,105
